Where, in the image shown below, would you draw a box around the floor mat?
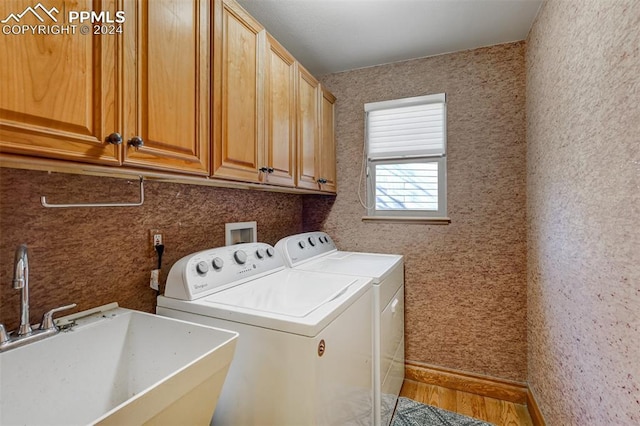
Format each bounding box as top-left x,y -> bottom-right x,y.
391,397 -> 494,426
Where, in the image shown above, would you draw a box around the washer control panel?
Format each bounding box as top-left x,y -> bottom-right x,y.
164,242 -> 284,300
275,231 -> 337,267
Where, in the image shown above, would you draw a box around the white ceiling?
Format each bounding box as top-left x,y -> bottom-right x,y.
236,0 -> 542,77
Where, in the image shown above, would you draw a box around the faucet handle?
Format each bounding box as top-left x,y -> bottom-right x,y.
0,324 -> 9,344
39,304 -> 77,331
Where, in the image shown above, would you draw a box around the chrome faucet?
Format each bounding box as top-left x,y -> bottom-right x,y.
0,244 -> 76,352
12,244 -> 33,336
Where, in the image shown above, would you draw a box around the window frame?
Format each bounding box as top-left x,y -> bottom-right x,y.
364,94 -> 448,220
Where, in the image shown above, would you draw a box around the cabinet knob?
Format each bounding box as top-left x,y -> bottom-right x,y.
105,132 -> 123,145
317,178 -> 327,184
259,166 -> 269,173
267,167 -> 274,174
127,136 -> 144,149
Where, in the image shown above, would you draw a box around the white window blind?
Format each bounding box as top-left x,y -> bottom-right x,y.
365,93 -> 446,160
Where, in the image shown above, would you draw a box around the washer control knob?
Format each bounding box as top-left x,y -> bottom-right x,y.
196,261 -> 209,275
308,236 -> 316,246
266,247 -> 275,257
212,257 -> 224,270
256,248 -> 266,259
234,250 -> 247,264
298,241 -> 306,249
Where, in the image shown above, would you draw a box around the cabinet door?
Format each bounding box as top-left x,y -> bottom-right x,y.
296,66 -> 320,190
212,0 -> 264,182
264,34 -> 296,187
0,0 -> 121,165
319,88 -> 337,193
122,0 -> 210,175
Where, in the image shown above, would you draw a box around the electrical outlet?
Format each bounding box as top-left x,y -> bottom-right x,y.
149,229 -> 164,250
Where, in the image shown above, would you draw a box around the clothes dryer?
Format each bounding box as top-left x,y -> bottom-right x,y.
276,232 -> 404,426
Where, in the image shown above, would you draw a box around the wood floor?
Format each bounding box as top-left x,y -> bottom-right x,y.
399,379 -> 534,426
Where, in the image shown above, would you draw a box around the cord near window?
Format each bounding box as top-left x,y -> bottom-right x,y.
358,117 -> 375,210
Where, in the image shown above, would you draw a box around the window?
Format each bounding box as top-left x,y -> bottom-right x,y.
364,93 -> 447,219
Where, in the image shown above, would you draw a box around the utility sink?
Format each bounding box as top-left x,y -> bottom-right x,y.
0,304 -> 238,425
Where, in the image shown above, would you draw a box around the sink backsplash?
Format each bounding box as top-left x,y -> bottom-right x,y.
0,168 -> 303,330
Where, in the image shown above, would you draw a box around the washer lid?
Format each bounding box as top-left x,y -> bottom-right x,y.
158,269 -> 373,337
296,252 -> 403,282
206,269 -> 358,317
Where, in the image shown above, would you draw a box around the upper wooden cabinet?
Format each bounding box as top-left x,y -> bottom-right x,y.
295,66 -> 337,193
122,0 -> 210,175
0,0 -> 337,193
319,88 -> 337,193
0,0 -> 210,175
0,0 -> 120,165
263,34 -> 296,187
212,0 -> 265,182
296,65 -> 321,191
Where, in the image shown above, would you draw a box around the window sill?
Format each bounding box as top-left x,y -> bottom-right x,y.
361,216 -> 451,225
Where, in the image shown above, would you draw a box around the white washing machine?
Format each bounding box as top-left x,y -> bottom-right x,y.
156,242 -> 374,426
275,232 -> 404,426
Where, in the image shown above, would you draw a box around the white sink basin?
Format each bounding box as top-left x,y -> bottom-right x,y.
0,304 -> 238,425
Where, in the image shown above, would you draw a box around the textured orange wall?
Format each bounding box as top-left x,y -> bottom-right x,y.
526,1 -> 640,424
307,42 -> 528,381
0,168 -> 303,330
